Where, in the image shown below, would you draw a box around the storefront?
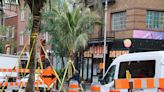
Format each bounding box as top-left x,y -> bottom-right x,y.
78,38 -> 164,83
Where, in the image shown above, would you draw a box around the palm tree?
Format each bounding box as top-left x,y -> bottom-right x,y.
42,0 -> 100,79
17,0 -> 47,92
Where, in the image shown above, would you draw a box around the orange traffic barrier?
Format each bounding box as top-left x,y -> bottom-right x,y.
0,68 -> 30,73
110,89 -> 120,92
114,79 -> 129,89
159,78 -> 164,88
0,68 -> 44,73
114,78 -> 164,89
133,78 -> 142,88
91,82 -> 101,92
146,78 -> 154,88
0,81 -> 44,87
68,80 -> 79,92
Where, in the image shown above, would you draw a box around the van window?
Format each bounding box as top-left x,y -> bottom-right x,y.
118,60 -> 155,78
104,65 -> 116,84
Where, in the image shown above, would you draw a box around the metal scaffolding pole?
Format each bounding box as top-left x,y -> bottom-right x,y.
103,0 -> 108,76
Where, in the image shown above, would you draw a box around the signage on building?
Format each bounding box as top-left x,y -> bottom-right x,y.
84,45 -> 108,58
84,51 -> 92,57
123,39 -> 132,48
133,30 -> 164,40
89,45 -> 107,54
109,50 -> 129,58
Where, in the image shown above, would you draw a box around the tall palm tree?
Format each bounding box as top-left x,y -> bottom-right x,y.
42,1 -> 100,79
17,0 -> 47,92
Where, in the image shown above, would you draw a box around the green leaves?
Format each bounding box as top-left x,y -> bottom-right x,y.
41,0 -> 101,57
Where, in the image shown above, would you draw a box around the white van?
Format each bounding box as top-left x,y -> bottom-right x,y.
101,51 -> 164,92
0,54 -> 19,91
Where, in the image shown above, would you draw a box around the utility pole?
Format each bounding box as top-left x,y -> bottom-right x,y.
103,0 -> 108,76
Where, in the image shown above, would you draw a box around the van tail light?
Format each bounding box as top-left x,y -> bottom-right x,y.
158,88 -> 164,92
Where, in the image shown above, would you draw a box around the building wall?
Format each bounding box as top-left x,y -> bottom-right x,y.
84,0 -> 164,82
4,16 -> 18,41
3,3 -> 18,54
5,16 -> 18,27
17,6 -> 30,52
106,0 -> 164,39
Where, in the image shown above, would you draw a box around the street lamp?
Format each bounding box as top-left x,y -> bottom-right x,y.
103,0 -> 108,76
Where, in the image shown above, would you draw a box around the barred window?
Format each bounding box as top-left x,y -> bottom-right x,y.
112,11 -> 126,30
20,32 -> 24,46
147,11 -> 164,29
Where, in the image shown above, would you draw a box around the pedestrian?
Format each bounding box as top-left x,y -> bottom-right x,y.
73,71 -> 80,83
68,70 -> 80,86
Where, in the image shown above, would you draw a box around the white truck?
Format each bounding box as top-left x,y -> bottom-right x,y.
0,54 -> 19,91
101,51 -> 164,92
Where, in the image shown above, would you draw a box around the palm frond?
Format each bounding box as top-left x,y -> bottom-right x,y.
41,1 -> 101,56
74,33 -> 88,51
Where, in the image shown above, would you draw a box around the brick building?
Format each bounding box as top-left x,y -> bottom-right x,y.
79,0 -> 164,82
14,0 -> 51,69
0,0 -> 52,71
0,1 -> 18,54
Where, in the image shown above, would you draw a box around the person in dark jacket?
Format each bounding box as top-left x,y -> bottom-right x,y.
68,71 -> 80,85
73,71 -> 80,83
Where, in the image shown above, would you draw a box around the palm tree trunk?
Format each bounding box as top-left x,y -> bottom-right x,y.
25,0 -> 44,91
25,13 -> 41,92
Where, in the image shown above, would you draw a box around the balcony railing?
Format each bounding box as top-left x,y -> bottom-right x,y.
89,30 -> 115,40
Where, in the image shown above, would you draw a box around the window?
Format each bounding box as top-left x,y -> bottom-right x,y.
118,60 -> 155,78
6,27 -> 10,39
112,11 -> 126,30
11,26 -> 15,38
147,11 -> 164,29
20,9 -> 25,21
20,32 -> 24,45
103,65 -> 116,84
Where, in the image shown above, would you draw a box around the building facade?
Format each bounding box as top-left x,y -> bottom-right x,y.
1,0 -> 51,70
0,0 -> 18,54
79,0 -> 164,83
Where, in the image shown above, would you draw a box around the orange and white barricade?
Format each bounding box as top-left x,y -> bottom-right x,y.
91,82 -> 101,92
0,68 -> 44,73
68,79 -> 79,92
0,81 -> 43,87
113,78 -> 164,92
110,89 -> 120,92
0,68 -> 30,73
